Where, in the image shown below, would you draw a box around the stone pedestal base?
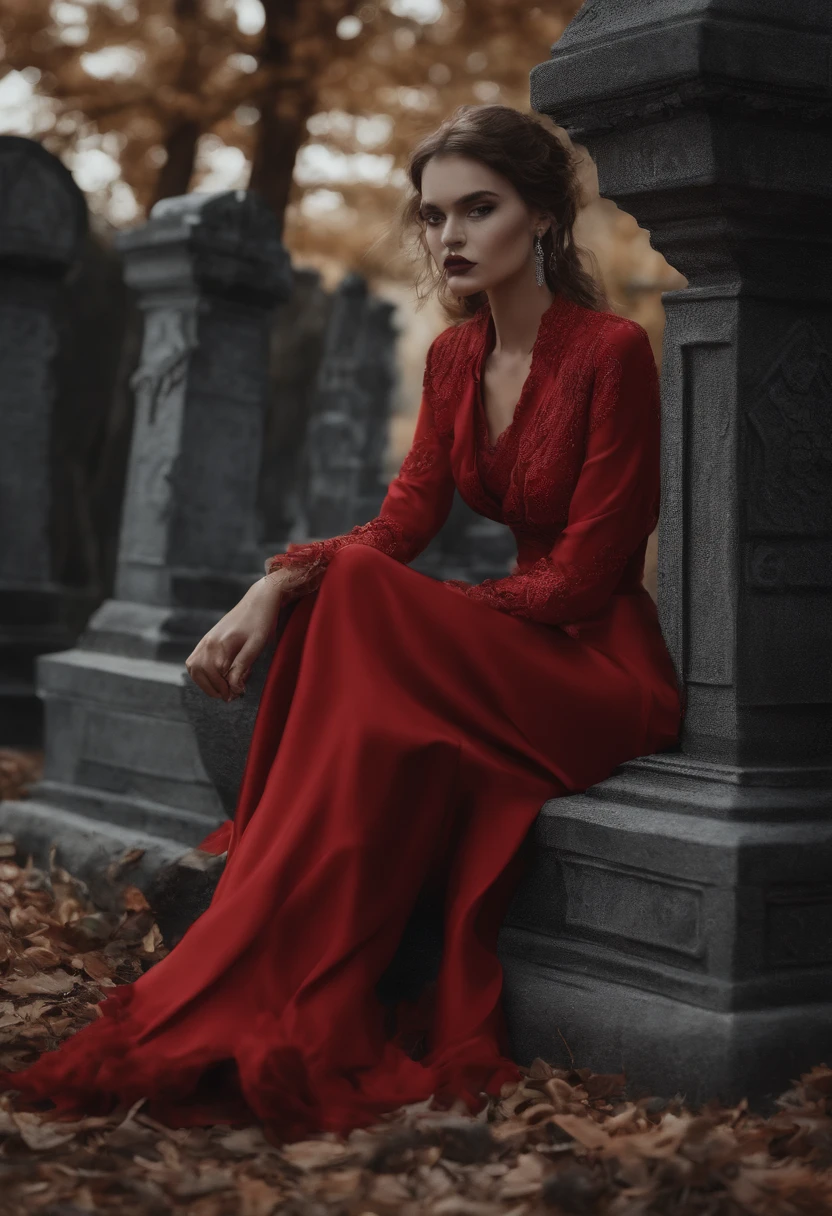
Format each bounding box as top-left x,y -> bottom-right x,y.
0,584 -> 97,745
0,798 -> 187,892
498,754 -> 832,1105
32,648 -> 224,845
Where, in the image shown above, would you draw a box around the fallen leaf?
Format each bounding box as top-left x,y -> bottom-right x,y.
551,1113 -> 611,1150
12,1111 -> 78,1150
0,970 -> 76,996
238,1175 -> 283,1216
281,1138 -> 354,1170
123,885 -> 151,912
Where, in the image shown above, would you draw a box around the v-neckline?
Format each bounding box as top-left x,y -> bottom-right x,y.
473,294 -> 562,452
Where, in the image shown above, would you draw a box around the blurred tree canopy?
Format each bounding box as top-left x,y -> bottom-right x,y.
0,0 -> 583,274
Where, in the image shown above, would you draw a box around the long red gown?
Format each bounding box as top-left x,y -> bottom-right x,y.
0,291 -> 682,1141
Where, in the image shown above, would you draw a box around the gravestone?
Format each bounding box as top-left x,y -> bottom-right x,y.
498,0 -> 832,1106
51,216 -> 139,608
413,493 -> 516,585
291,272 -> 397,543
2,190 -> 292,879
181,274 -> 396,835
53,218 -> 186,621
0,136 -> 98,743
257,267 -> 332,551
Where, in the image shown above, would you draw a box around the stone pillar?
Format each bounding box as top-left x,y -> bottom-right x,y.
412,494 -> 516,584
0,136 -> 96,743
293,273 -> 397,542
14,191 -> 292,867
87,191 -> 291,658
499,0 -> 832,1105
258,267 -> 331,549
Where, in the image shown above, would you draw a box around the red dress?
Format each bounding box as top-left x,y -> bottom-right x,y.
0,291 -> 682,1141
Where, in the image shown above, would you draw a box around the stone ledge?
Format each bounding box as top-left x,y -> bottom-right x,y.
500,952 -> 832,1109
0,798 -> 187,890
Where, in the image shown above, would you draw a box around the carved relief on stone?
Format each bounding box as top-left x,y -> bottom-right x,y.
130,306 -> 197,424
305,411 -> 363,533
744,318 -> 832,537
120,306 -> 197,565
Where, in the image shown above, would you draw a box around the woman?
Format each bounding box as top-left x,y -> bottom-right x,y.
0,105 -> 682,1141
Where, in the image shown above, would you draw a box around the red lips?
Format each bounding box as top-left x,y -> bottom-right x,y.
444,256 -> 474,267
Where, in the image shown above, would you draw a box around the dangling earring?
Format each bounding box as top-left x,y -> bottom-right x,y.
547,224 -> 559,276
534,232 -> 545,287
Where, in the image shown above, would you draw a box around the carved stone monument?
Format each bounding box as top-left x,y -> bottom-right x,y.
499,0 -> 832,1105
291,272 -> 397,543
412,493 -> 516,585
3,191 -> 292,879
0,136 -> 97,743
258,267 -> 332,550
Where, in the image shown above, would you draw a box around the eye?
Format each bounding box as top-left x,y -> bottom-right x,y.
423,204 -> 494,225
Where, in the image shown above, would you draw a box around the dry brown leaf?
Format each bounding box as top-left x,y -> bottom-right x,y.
141,924 -> 163,954
9,904 -> 50,935
599,1111 -> 692,1161
603,1103 -> 643,1134
281,1137 -> 354,1170
316,1166 -> 364,1201
21,945 -> 62,969
584,1071 -> 627,1099
122,885 -> 151,912
78,951 -> 115,981
12,1111 -> 78,1151
551,1113 -> 611,1150
0,969 -> 76,996
237,1175 -> 283,1216
218,1126 -> 275,1156
497,1149 -> 545,1199
367,1172 -> 412,1204
172,1168 -> 235,1197
431,1198 -> 506,1215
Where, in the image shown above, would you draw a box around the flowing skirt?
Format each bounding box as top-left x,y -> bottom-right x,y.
0,544 -> 681,1141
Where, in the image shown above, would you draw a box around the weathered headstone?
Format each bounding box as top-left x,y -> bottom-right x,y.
0,136 -> 98,743
413,493 -> 516,584
499,0 -> 832,1106
257,267 -> 332,550
4,190 -> 292,879
291,272 -> 397,542
52,216 -> 139,606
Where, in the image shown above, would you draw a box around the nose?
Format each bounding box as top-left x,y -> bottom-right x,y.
440,215 -> 465,246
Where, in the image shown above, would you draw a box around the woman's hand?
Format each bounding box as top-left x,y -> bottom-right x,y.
185,573 -> 288,702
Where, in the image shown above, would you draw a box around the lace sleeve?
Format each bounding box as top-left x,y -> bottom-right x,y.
266,339 -> 456,602
445,323 -> 661,627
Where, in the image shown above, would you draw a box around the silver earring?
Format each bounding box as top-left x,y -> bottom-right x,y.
534,233 -> 545,287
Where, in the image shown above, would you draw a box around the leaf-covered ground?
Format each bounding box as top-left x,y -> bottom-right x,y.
0,749 -> 42,803
0,823 -> 831,1214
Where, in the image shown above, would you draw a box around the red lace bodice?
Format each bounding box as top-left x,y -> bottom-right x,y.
266,291 -> 661,630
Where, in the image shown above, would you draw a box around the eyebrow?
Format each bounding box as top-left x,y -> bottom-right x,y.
418,190 -> 500,213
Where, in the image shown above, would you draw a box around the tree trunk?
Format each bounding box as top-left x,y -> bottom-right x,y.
149,0 -> 203,208
250,0 -> 360,236
151,119 -> 202,206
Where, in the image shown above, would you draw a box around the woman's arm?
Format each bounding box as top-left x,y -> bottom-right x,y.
444,323 -> 661,627
266,338 -> 456,601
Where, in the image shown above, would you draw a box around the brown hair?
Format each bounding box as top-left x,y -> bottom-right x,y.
396,103 -> 607,324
